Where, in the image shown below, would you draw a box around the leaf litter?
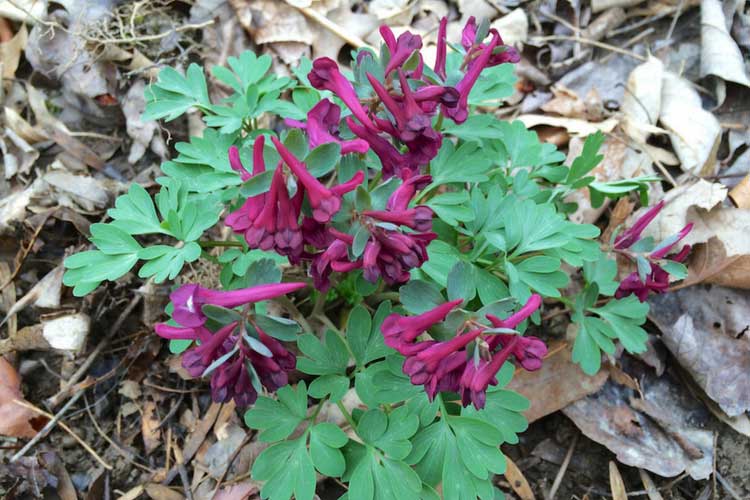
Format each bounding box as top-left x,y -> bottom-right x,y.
1,0 -> 750,498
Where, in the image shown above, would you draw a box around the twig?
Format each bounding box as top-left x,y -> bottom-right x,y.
11,390 -> 84,462
530,35 -> 646,61
715,471 -> 743,500
548,433 -> 579,499
0,210 -> 54,293
289,2 -> 372,49
600,28 -> 654,64
210,433 -> 253,499
275,295 -> 313,334
46,293 -> 143,408
12,398 -> 112,470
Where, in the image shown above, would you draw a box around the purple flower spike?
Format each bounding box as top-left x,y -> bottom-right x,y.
272,136 -> 359,223
486,294 -> 542,332
403,330 -> 481,401
380,27 -> 423,76
444,30 -> 500,124
614,201 -> 665,250
171,282 -> 306,328
226,136 -> 268,233
459,336 -> 518,409
181,321 -> 238,377
381,299 -> 463,354
285,99 -> 370,155
649,223 -> 693,260
363,206 -> 434,232
308,57 -> 375,130
434,17 -> 448,79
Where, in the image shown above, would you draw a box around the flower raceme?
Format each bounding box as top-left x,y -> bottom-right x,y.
382,295 -> 547,408
613,202 -> 693,301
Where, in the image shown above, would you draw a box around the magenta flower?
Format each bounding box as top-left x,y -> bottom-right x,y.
485,294 -> 542,332
169,282 -> 306,328
346,117 -> 419,178
363,206 -> 433,232
225,137 -> 267,234
362,228 -> 436,284
485,294 -> 547,371
379,25 -> 423,76
444,29 -> 500,124
403,329 -> 482,401
381,299 -> 463,354
308,57 -> 375,130
310,230 -> 361,291
459,336 -> 518,409
434,17 -> 448,79
272,136 -> 363,223
387,174 -> 431,211
461,17 -> 521,69
180,321 -> 238,377
284,99 -> 369,155
614,201 -> 665,250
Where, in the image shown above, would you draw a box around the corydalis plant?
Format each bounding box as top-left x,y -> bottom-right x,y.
62,14 -> 693,500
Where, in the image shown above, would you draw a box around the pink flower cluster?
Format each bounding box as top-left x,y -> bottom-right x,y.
614,201 -> 693,301
154,282 -> 305,406
381,295 -> 547,409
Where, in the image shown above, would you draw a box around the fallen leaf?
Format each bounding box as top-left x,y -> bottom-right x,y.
123,80 -> 166,164
0,356 -> 40,438
204,422 -> 248,478
729,172 -> 750,208
0,180 -> 45,234
609,461 -> 628,500
310,5 -> 379,59
368,0 -> 415,25
0,312 -> 89,353
504,455 -> 535,500
214,481 -> 259,500
39,452 -> 77,500
245,0 -> 314,44
0,24 -> 27,79
700,0 -> 750,105
491,8 -> 528,46
507,343 -> 609,423
43,170 -> 111,211
142,400 -> 162,454
649,286 -> 750,417
0,126 -> 39,178
144,483 -> 184,500
563,365 -> 714,480
621,56 -> 663,144
659,71 -> 721,175
517,114 -> 618,136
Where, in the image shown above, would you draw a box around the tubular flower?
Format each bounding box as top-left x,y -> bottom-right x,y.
272,136 -> 363,223
285,99 -> 369,155
461,17 -> 520,70
169,282 -> 306,328
225,137 -> 267,234
458,337 -> 518,409
363,206 -> 433,232
380,25 -> 423,76
310,230 -> 361,291
387,174 -> 432,211
613,202 -> 693,302
362,228 -> 436,285
434,16 -> 448,79
381,299 -> 464,354
308,57 -> 375,130
403,329 -> 482,401
346,117 -> 419,178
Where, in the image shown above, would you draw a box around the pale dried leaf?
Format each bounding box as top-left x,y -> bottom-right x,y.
649,286 -> 750,417
214,481 -> 259,500
491,8 -> 528,46
311,6 -> 379,59
119,380 -> 142,400
123,80 -> 164,164
504,456 -> 535,500
0,179 -> 45,234
43,171 -> 110,211
0,24 -> 27,79
4,106 -> 48,143
701,0 -> 750,105
621,56 -> 663,144
142,400 -> 162,454
247,0 -> 314,45
369,0 -> 415,25
0,0 -> 47,22
517,114 -> 618,136
144,484 -> 184,500
0,357 -> 39,438
1,127 -> 39,178
204,422 -> 248,478
659,71 -> 721,175
609,461 -> 628,500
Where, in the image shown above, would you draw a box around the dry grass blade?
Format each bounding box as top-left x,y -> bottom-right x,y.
609,461 -> 628,500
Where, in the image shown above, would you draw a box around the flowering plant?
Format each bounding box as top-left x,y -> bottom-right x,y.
63,17 -> 689,500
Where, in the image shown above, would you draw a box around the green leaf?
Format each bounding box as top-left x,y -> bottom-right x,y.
63,251 -> 139,296
143,64 -> 210,121
399,280 -> 445,314
565,131 -> 604,185
475,268 -> 510,305
254,315 -> 301,341
468,63 -> 515,105
355,357 -> 422,407
571,315 -> 616,375
589,296 -> 649,354
309,423 -> 348,477
308,374 -> 349,403
506,257 -> 569,298
430,141 -> 493,185
661,260 -> 688,280
420,240 -> 462,287
305,143 -> 341,177
494,120 -> 543,168
108,184 -> 168,235
89,224 -> 142,255
244,382 -> 308,442
252,436 -> 316,500
296,331 -> 350,375
447,261 -> 477,303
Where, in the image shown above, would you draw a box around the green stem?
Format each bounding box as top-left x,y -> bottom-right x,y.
336,400 -> 357,429
310,396 -> 328,422
369,170 -> 382,190
199,240 -> 245,248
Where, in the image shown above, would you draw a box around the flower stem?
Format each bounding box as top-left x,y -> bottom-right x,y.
199,240 -> 245,248
336,400 -> 357,429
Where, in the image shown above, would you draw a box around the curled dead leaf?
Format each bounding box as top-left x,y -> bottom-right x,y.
0,356 -> 41,438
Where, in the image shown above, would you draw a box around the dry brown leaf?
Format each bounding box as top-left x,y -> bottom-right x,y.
609,461 -> 628,500
43,170 -> 110,211
369,0 -> 415,24
142,400 -> 162,455
123,80 -> 166,164
517,114 -> 618,136
214,481 -> 259,500
0,24 -> 27,79
0,312 -> 89,354
491,8 -> 528,46
507,343 -> 609,423
4,106 -> 48,144
247,0 -> 314,44
563,367 -> 714,480
592,0 -> 644,12
701,0 -> 750,105
144,484 -> 184,500
504,456 -> 535,500
638,468 -> 664,500
0,356 -> 40,438
649,286 -> 750,417
689,238 -> 750,289
310,5 -> 378,59
728,172 -> 750,208
659,71 -> 721,175
1,127 -> 39,178
2,265 -> 65,322
204,422 -> 248,478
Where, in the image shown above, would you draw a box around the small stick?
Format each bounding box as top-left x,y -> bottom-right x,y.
46,293 -> 142,408
290,2 -> 372,49
548,433 -> 579,499
11,390 -> 84,462
715,471 -> 743,500
12,398 -> 112,470
530,35 -> 646,61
